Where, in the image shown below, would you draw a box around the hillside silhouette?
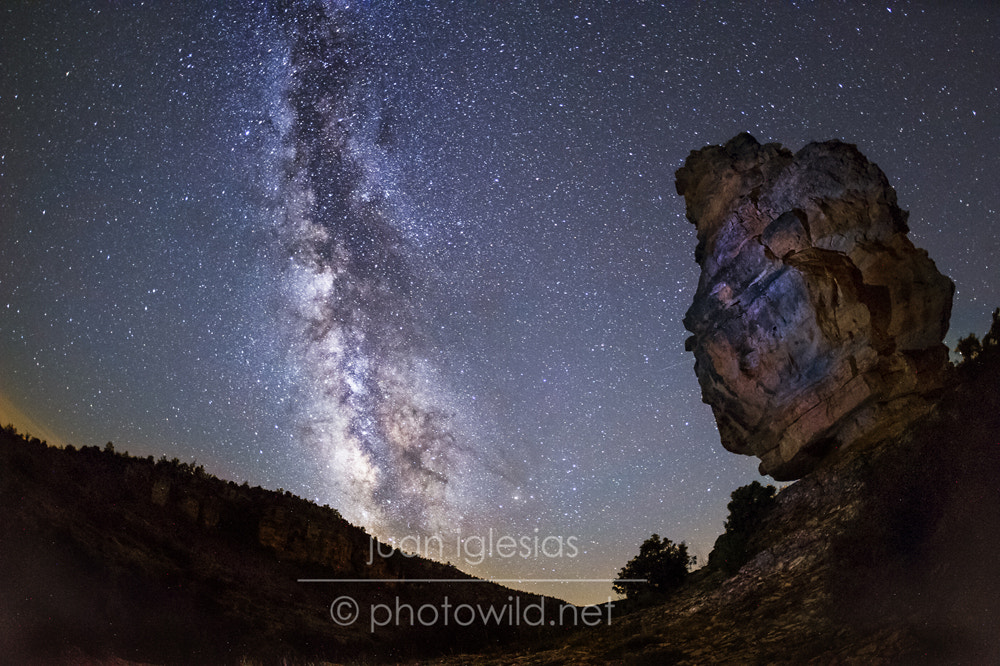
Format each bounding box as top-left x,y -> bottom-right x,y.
0,430 -> 570,664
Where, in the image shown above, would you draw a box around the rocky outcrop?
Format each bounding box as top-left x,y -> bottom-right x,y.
676,133 -> 953,479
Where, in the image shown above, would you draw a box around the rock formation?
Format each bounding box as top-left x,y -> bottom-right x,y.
676,133 -> 954,479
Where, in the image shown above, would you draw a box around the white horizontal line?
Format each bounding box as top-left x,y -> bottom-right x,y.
297,578 -> 647,584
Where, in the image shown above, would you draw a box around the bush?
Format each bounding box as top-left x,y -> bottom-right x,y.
955,307 -> 1000,368
709,481 -> 777,575
614,533 -> 694,600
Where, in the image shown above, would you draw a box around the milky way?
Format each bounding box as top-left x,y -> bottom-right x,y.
3,1 -> 999,605
272,1 -> 479,537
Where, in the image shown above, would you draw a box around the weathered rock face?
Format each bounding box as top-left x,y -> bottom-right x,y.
677,133 -> 954,479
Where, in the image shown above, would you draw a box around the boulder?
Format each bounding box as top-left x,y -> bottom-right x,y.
677,133 -> 953,479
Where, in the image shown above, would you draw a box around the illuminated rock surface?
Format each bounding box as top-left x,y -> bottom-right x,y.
676,133 -> 954,479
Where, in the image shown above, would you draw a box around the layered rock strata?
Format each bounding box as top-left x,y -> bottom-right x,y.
676,133 -> 953,479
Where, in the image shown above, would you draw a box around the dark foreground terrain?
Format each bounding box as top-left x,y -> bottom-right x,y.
2,346 -> 999,664
414,345 -> 1000,665
0,428 -> 562,664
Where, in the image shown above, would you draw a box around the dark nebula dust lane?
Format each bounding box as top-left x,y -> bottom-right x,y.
273,1 -> 484,537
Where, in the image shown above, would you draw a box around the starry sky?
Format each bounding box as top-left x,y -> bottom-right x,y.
2,1 -> 998,605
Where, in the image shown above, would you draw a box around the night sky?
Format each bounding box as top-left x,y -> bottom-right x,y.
2,1 -> 998,605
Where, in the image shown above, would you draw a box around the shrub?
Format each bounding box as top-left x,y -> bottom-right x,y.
709,481 -> 778,575
614,533 -> 695,600
955,307 -> 1000,368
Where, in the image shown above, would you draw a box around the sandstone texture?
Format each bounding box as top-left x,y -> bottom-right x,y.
676,133 -> 953,479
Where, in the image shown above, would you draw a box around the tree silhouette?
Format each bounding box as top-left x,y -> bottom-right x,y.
986,307 -> 1000,349
614,533 -> 694,600
955,307 -> 1000,368
709,481 -> 778,575
956,334 -> 983,363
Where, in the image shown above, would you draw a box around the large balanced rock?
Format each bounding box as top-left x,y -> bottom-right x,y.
677,133 -> 953,480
